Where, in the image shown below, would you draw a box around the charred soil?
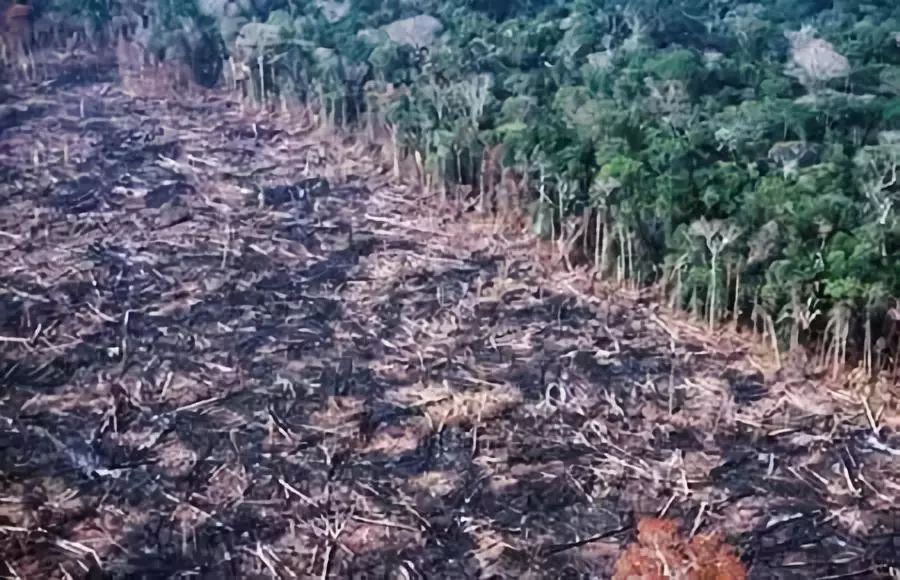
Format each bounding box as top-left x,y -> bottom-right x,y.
1,56 -> 899,579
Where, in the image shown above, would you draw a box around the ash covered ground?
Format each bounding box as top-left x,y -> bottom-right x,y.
1,57 -> 898,579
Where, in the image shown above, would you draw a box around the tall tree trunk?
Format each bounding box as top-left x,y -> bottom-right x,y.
708,250 -> 718,332
864,313 -> 872,377
478,167 -> 485,212
627,230 -> 635,285
670,266 -> 682,311
765,311 -> 781,368
582,207 -> 591,258
390,126 -> 400,178
599,213 -> 613,279
258,55 -> 265,108
616,225 -> 626,284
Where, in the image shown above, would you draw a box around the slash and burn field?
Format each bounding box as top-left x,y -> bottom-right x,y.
0,57 -> 898,578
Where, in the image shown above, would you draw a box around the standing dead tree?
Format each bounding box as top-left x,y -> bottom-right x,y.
784,26 -> 850,95
690,218 -> 742,332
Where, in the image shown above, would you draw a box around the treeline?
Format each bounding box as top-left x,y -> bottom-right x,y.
47,0 -> 900,377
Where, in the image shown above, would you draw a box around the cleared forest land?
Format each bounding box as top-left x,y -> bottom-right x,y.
1,57 -> 898,579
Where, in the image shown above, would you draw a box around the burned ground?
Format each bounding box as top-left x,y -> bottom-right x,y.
1,58 -> 898,579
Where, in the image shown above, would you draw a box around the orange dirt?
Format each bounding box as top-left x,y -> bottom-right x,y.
613,518 -> 747,580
